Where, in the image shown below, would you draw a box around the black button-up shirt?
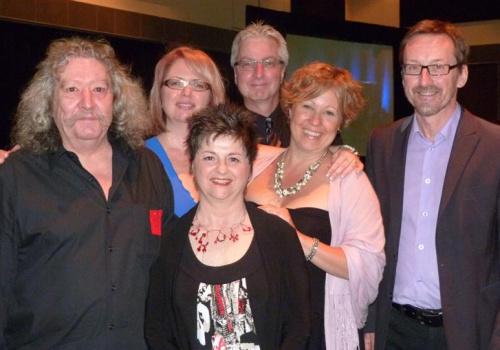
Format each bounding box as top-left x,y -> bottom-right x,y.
0,140 -> 175,349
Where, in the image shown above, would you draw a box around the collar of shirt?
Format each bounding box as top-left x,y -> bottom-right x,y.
47,137 -> 133,170
409,104 -> 462,146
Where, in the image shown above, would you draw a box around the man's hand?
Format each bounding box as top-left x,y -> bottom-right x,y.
364,332 -> 375,350
326,146 -> 364,180
0,145 -> 21,164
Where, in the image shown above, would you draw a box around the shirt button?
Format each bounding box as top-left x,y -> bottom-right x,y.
108,324 -> 114,330
111,285 -> 116,291
108,246 -> 113,252
424,178 -> 431,184
418,244 -> 424,250
422,212 -> 428,217
416,276 -> 423,282
106,207 -> 111,214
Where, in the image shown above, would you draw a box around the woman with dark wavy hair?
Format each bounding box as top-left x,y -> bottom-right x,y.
146,103 -> 311,349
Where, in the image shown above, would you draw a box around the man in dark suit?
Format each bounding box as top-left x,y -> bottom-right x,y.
364,19 -> 500,349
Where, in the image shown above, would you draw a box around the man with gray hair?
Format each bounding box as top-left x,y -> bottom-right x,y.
231,21 -> 291,147
0,37 -> 174,349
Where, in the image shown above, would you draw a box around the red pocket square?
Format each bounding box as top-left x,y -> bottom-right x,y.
149,210 -> 163,236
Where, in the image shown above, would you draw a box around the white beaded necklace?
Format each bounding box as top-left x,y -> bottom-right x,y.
274,149 -> 328,198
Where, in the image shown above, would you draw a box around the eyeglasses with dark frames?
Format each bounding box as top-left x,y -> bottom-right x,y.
162,78 -> 211,92
234,58 -> 284,71
401,63 -> 461,76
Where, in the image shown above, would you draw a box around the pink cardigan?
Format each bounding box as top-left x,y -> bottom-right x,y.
252,145 -> 386,349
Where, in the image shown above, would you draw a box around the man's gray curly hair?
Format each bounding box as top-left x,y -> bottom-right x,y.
12,37 -> 151,154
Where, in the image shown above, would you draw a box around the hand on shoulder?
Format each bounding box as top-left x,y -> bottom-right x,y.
0,145 -> 21,164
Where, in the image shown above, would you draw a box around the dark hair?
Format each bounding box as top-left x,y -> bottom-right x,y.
186,103 -> 258,171
281,62 -> 365,128
399,19 -> 469,66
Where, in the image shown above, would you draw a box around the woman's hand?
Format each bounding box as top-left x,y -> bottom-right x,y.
258,204 -> 296,229
0,145 -> 20,164
326,146 -> 363,180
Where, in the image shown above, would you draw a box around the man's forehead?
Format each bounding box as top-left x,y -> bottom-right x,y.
404,34 -> 455,59
239,36 -> 279,54
406,34 -> 454,50
57,57 -> 111,82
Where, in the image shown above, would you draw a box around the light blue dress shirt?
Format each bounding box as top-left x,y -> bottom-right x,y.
393,105 -> 461,309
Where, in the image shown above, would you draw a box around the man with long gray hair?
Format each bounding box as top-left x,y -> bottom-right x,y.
0,37 -> 174,349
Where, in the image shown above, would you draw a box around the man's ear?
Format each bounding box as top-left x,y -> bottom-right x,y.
457,64 -> 468,88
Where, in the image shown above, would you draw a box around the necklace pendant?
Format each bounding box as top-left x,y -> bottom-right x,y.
214,230 -> 227,244
197,233 -> 208,252
241,223 -> 253,232
229,232 -> 239,242
189,227 -> 200,238
197,241 -> 208,252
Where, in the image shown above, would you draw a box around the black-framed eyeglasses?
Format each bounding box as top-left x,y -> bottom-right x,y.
401,63 -> 460,76
162,78 -> 211,92
234,58 -> 284,71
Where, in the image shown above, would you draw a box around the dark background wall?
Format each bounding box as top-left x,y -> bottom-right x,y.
249,4 -> 500,125
1,1 -> 499,149
0,19 -> 236,149
399,0 -> 500,28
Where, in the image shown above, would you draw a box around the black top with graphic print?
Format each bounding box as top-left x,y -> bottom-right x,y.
176,236 -> 265,349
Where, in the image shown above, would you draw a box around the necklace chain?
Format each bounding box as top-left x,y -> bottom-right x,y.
274,149 -> 328,198
189,213 -> 253,253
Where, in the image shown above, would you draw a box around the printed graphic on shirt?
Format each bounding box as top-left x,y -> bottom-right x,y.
196,278 -> 260,349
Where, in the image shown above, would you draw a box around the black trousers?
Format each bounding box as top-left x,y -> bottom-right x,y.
385,305 -> 447,350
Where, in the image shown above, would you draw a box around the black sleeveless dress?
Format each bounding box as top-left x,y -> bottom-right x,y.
289,207 -> 331,350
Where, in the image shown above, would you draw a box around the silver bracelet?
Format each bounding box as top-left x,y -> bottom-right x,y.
306,238 -> 319,262
339,144 -> 359,156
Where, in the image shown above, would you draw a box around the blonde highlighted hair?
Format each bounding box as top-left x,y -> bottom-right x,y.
149,46 -> 226,135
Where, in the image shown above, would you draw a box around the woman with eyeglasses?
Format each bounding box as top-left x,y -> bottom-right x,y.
144,47 -> 361,218
146,47 -> 226,217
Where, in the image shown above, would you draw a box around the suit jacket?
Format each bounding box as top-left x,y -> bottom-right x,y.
365,108 -> 500,349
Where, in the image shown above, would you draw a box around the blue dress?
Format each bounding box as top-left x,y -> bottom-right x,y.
145,137 -> 196,217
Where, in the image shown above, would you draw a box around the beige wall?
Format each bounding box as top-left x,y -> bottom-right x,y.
3,0 -> 498,46
74,0 -> 290,30
456,20 -> 500,46
345,0 -> 399,28
73,0 -> 500,46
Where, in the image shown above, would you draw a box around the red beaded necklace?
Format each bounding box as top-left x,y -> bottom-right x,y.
189,213 -> 253,253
